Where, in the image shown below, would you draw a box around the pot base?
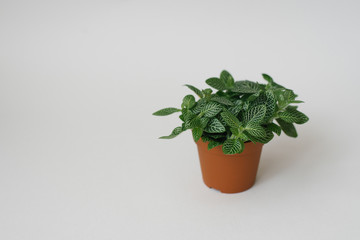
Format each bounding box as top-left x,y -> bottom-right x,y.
205,182 -> 256,194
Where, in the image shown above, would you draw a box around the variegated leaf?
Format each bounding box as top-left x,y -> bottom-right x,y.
245,122 -> 266,138
222,139 -> 244,155
220,110 -> 241,128
243,105 -> 266,124
201,102 -> 222,118
205,77 -> 227,91
205,118 -> 225,133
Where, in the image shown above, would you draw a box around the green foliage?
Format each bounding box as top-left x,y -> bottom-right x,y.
182,95 -> 196,109
222,139 -> 244,155
153,107 -> 181,116
211,96 -> 234,106
220,109 -> 241,128
233,81 -> 259,93
159,126 -> 183,139
154,70 -> 309,154
267,123 -> 282,136
201,102 -> 222,118
220,70 -> 234,89
208,140 -> 222,150
205,77 -> 227,91
184,84 -> 203,98
244,122 -> 266,138
278,107 -> 309,124
243,105 -> 266,124
204,118 -> 226,133
276,118 -> 298,137
192,127 -> 203,142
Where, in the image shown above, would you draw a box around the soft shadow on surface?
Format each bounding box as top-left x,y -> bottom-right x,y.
256,127 -> 326,185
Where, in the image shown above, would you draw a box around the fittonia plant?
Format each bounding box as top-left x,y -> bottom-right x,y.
153,71 -> 309,155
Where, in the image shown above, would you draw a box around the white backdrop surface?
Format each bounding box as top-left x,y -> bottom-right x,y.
0,0 -> 360,239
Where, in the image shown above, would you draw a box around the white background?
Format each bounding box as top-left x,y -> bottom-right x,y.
1,0 -> 360,239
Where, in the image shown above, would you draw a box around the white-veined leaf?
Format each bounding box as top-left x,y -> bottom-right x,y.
279,107 -> 309,124
220,110 -> 241,128
245,122 -> 266,138
233,81 -> 259,93
204,118 -> 226,133
205,77 -> 227,91
211,96 -> 234,106
201,102 -> 222,118
222,139 -> 244,155
244,105 -> 266,124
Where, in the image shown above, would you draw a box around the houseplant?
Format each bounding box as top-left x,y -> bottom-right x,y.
153,70 -> 309,193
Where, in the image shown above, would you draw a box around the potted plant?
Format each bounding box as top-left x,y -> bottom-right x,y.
153,70 -> 309,193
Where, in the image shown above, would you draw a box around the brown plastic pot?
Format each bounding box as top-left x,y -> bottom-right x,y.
196,139 -> 264,193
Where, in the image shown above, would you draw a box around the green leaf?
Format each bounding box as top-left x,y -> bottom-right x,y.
244,105 -> 266,124
276,118 -> 298,137
238,132 -> 250,142
211,96 -> 234,106
207,133 -> 226,139
185,117 -> 202,129
244,128 -> 274,143
204,118 -> 226,133
242,101 -> 250,111
222,139 -> 244,155
290,100 -> 304,104
200,117 -> 210,128
245,122 -> 266,138
262,73 -> 274,83
201,136 -> 212,142
182,109 -> 196,121
284,90 -> 297,102
182,95 -> 196,109
201,102 -> 223,118
228,102 -> 243,116
153,107 -> 181,116
233,81 -> 259,93
184,84 -> 203,98
230,127 -> 240,136
278,107 -> 309,124
247,92 -> 261,101
202,88 -> 213,97
267,123 -> 281,136
208,140 -> 223,150
263,74 -> 286,89
192,99 -> 206,114
220,70 -> 234,89
205,77 -> 227,91
159,126 -> 183,139
192,127 -> 203,142
220,109 -> 241,128
264,91 -> 276,122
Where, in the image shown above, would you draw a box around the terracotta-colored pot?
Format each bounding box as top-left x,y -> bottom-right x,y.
196,139 -> 264,193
